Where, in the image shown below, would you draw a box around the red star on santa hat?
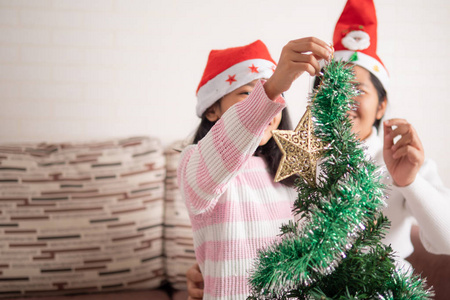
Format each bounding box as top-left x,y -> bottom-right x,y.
248,64 -> 259,73
226,74 -> 237,85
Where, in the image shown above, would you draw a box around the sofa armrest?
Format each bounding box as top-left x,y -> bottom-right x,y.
406,225 -> 450,300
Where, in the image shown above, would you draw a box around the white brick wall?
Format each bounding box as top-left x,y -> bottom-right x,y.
0,8 -> 17,25
0,0 -> 449,186
0,0 -> 52,8
52,30 -> 114,47
0,45 -> 17,62
0,27 -> 51,44
0,64 -> 52,81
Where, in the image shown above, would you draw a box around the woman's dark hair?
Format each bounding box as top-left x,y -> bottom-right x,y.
313,65 -> 387,129
193,104 -> 297,187
368,71 -> 387,129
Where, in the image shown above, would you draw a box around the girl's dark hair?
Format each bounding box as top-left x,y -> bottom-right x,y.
313,65 -> 387,129
193,104 -> 297,187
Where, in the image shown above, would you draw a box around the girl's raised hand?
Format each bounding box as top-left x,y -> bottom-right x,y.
264,37 -> 332,100
383,119 -> 425,187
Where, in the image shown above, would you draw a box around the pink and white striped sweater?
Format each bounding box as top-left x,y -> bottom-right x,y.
178,80 -> 297,300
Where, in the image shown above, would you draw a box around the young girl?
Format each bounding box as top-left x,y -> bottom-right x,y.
185,1 -> 450,299
177,38 -> 332,299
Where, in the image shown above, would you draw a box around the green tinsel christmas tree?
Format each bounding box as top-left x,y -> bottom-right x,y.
248,59 -> 433,299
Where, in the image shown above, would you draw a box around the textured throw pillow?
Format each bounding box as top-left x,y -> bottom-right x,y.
0,137 -> 165,297
164,142 -> 196,290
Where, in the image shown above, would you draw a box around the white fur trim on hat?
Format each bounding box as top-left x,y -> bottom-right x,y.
334,50 -> 389,94
196,59 -> 275,117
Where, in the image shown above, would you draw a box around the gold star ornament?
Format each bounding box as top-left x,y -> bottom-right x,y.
272,106 -> 328,186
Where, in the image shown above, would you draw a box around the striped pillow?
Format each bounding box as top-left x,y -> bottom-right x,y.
0,137 -> 165,297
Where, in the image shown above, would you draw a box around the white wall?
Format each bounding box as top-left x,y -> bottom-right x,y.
1,0 -> 449,185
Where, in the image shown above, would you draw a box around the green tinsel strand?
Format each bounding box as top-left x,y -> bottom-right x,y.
378,271 -> 434,300
309,244 -> 396,297
289,243 -> 396,299
248,59 -> 432,299
353,214 -> 391,249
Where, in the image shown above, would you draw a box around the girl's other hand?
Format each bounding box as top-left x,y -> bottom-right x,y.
264,37 -> 332,100
186,263 -> 204,300
383,119 -> 425,187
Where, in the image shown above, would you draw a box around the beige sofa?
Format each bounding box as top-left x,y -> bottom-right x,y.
0,137 -> 191,299
406,226 -> 450,300
0,136 -> 448,300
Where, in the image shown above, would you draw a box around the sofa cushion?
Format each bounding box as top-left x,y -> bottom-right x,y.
164,142 -> 196,290
12,290 -> 171,300
0,137 -> 165,297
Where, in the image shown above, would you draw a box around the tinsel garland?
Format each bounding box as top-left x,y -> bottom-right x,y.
247,59 -> 432,299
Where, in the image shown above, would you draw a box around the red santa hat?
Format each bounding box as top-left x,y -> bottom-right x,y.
195,40 -> 276,117
333,0 -> 389,93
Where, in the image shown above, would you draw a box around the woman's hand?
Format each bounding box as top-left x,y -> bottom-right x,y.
186,263 -> 204,300
383,119 -> 424,187
264,37 -> 332,100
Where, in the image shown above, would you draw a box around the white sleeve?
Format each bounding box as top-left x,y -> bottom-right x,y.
396,159 -> 450,254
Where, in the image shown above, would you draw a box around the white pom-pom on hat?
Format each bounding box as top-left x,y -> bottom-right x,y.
341,30 -> 371,51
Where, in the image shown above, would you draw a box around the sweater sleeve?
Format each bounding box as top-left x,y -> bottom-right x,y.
396,158 -> 450,254
177,80 -> 285,216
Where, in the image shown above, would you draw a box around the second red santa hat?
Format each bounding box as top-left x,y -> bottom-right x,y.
333,0 -> 389,93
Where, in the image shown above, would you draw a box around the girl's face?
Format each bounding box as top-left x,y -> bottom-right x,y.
205,79 -> 282,146
349,65 -> 387,140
